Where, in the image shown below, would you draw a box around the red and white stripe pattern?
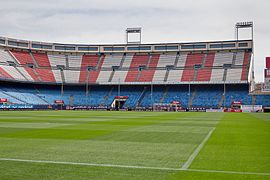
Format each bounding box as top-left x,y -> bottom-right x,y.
138,54 -> 160,82
32,52 -> 56,82
111,54 -> 133,83
125,54 -> 149,82
181,53 -> 204,81
196,53 -> 215,81
167,53 -> 187,82
241,52 -> 251,81
0,65 -> 13,79
153,53 -> 176,82
0,50 -> 251,84
79,54 -> 99,83
96,54 -> 123,83
0,65 -> 26,81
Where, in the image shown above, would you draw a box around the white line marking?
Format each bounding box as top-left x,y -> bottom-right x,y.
0,158 -> 180,171
181,127 -> 216,170
0,158 -> 269,176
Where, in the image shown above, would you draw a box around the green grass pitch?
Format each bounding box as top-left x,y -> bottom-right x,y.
0,111 -> 269,179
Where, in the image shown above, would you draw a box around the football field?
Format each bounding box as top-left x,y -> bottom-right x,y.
0,111 -> 269,179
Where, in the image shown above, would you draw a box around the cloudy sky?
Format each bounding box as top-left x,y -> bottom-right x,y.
0,0 -> 269,82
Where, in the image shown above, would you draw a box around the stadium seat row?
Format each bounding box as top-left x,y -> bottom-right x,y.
0,49 -> 251,84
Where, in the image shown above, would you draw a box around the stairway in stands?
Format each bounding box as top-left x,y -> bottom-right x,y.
29,52 -> 40,68
100,86 -> 114,106
86,70 -> 91,84
119,53 -> 126,68
8,50 -> 21,65
173,53 -> 180,67
136,87 -> 148,107
136,70 -> 142,81
60,70 -> 65,83
163,69 -> 170,82
223,68 -> 228,81
14,66 -> 28,81
0,89 -> 28,104
193,69 -> 199,81
188,89 -> 197,107
252,95 -> 256,105
160,86 -> 169,103
108,71 -> 115,83
219,95 -> 225,107
232,52 -> 237,66
32,69 -> 42,82
34,86 -> 49,104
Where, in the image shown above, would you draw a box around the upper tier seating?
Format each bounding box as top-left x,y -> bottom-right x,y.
63,70 -> 80,83
52,70 -> 62,83
0,65 -> 26,81
79,54 -> 100,83
0,50 -> 251,84
196,53 -> 215,81
10,51 -> 34,65
96,54 -> 123,83
138,54 -> 160,82
181,53 -> 204,81
157,53 -> 176,67
226,69 -> 242,81
166,53 -> 187,82
234,52 -> 245,65
0,66 -> 14,79
48,54 -> 66,67
16,67 -> 36,81
125,54 -> 150,82
101,54 -> 123,68
152,70 -> 167,82
68,55 -> 82,68
210,69 -> 224,82
111,54 -> 133,83
32,52 -> 51,67
36,68 -> 56,82
0,49 -> 16,64
213,52 -> 233,66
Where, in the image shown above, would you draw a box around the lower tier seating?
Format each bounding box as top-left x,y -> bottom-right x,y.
0,82 -> 269,108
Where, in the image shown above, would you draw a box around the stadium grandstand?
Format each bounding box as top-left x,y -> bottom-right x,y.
0,35 -> 269,111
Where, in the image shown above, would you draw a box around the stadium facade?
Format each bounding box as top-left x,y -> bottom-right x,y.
0,36 -> 269,110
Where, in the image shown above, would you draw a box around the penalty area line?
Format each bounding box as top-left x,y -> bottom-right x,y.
0,158 -> 180,171
181,127 -> 216,170
0,158 -> 269,176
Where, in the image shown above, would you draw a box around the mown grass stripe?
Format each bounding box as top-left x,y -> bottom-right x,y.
0,158 -> 269,176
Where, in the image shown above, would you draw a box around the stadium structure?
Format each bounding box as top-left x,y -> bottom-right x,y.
0,28 -> 269,111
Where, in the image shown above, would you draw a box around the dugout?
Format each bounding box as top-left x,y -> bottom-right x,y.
263,107 -> 270,112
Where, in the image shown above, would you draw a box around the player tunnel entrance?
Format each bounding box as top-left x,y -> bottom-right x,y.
111,96 -> 128,110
